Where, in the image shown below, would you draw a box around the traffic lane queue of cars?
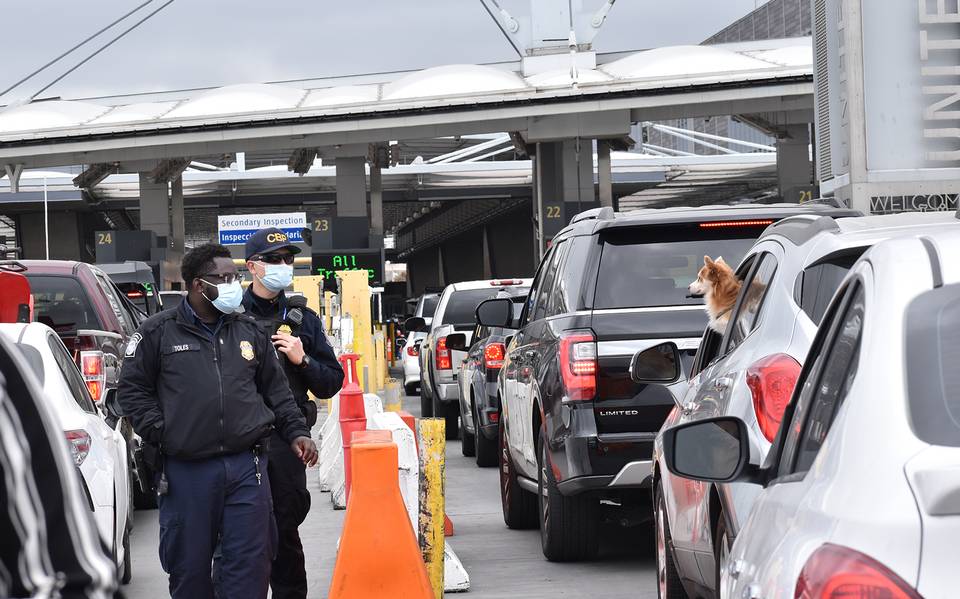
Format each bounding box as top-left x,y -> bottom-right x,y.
648,224 -> 960,599
18,260 -> 158,509
648,210 -> 960,599
408,279 -> 531,439
1,322 -> 133,584
447,288 -> 529,467
472,203 -> 856,562
401,291 -> 440,395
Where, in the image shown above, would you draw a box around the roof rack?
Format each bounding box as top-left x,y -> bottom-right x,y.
568,206 -> 615,225
760,215 -> 841,245
801,197 -> 848,209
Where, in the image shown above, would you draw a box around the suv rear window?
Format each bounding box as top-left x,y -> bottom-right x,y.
419,295 -> 440,318
441,288 -> 515,326
27,275 -> 102,333
795,250 -> 865,324
594,225 -> 762,309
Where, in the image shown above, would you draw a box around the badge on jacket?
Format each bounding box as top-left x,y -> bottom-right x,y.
277,324 -> 292,336
240,340 -> 255,361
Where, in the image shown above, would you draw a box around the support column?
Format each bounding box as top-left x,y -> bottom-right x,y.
481,225 -> 492,279
170,175 -> 185,257
138,172 -> 170,239
336,157 -> 368,218
776,125 -> 815,203
597,140 -> 613,208
369,161 -> 384,242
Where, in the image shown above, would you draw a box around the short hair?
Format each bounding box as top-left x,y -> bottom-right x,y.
181,243 -> 232,286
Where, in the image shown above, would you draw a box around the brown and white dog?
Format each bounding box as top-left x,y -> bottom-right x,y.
688,256 -> 741,334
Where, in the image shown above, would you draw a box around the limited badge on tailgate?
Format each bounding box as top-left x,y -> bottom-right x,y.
240,340 -> 255,361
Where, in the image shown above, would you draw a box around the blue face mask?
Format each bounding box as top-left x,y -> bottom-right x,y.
259,263 -> 294,293
201,279 -> 244,313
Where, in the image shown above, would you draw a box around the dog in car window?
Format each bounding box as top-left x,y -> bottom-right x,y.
688,256 -> 741,335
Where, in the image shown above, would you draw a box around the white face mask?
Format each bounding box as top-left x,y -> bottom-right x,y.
258,263 -> 294,292
201,279 -> 244,313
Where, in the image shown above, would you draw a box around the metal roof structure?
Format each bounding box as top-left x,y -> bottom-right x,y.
0,37 -> 812,169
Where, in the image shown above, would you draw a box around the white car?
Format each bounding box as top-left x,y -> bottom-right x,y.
653,224 -> 960,599
401,292 -> 440,395
1,322 -> 132,584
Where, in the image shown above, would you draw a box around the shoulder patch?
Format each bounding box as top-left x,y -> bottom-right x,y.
125,333 -> 143,357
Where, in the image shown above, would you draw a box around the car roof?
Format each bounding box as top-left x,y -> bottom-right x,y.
447,278 -> 532,292
96,261 -> 155,283
557,203 -> 859,240
19,260 -> 87,275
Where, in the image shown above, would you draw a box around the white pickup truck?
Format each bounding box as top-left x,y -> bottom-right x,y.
407,279 -> 529,439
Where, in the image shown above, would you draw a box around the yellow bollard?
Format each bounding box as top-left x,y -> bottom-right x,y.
337,270 -> 373,392
417,418 -> 445,599
383,379 -> 402,412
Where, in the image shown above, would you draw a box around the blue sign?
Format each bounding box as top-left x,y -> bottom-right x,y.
218,227 -> 303,246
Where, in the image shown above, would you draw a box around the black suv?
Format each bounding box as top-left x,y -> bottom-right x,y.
478,203 -> 858,561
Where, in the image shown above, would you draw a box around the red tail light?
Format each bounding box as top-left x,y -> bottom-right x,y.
79,350 -> 106,403
407,345 -> 419,357
436,336 -> 452,370
484,342 -> 506,369
126,291 -> 145,299
699,219 -> 775,229
489,279 -> 523,286
64,430 -> 92,466
795,544 -> 922,599
746,353 -> 801,442
559,330 -> 597,401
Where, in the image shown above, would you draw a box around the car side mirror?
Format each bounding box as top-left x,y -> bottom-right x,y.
476,298 -> 513,328
445,333 -> 468,351
404,317 -> 427,333
630,342 -> 682,384
662,417 -> 758,483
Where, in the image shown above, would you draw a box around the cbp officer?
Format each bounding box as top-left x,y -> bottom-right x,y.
118,243 -> 318,599
242,228 -> 344,599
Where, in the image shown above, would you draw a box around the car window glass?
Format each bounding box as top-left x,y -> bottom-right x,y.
548,236 -> 591,316
725,253 -> 777,352
534,241 -> 566,321
778,283 -> 864,477
523,246 -> 555,325
47,333 -> 97,414
796,250 -> 864,324
26,275 -> 102,333
791,284 -> 864,473
419,295 -> 439,319
94,272 -> 135,333
440,289 -> 509,327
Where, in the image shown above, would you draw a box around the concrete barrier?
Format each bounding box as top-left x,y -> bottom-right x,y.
368,412 -> 419,531
330,393 -> 383,510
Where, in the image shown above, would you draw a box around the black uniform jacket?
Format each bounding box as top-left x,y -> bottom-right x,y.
117,299 -> 311,460
241,288 -> 344,427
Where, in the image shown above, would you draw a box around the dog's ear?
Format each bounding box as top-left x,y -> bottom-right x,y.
716,256 -> 727,266
704,255 -> 715,266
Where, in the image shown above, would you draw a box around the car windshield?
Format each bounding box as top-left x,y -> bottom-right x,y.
419,295 -> 440,318
594,224 -> 764,309
441,288 -> 517,326
27,275 -> 102,333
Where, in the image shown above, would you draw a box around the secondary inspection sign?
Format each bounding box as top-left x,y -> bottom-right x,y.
218,213 -> 306,245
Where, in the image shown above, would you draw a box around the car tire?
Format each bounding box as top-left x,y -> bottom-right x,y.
499,417 -> 537,529
537,429 -> 599,562
404,383 -> 419,396
121,523 -> 132,585
475,404 -> 497,467
420,384 -> 434,418
713,510 -> 730,597
461,401 -> 476,457
655,482 -> 688,599
443,401 -> 460,441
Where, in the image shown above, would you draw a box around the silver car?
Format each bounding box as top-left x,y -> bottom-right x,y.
648,210 -> 960,599
657,220 -> 960,599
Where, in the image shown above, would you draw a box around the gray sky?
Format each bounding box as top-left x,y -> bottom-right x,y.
1,0 -> 759,102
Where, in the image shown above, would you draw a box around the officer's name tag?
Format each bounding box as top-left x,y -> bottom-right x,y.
171,344 -> 192,353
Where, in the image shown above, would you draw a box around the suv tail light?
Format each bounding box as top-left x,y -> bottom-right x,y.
407,344 -> 419,357
795,544 -> 921,599
80,350 -> 106,404
64,430 -> 91,466
559,330 -> 597,401
484,342 -> 506,369
490,279 -> 523,286
436,336 -> 452,370
746,353 -> 801,442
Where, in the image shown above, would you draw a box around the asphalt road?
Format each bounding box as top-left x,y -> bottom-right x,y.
125,390 -> 657,598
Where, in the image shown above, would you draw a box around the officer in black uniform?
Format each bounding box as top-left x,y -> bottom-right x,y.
241,228 -> 344,599
118,243 -> 318,599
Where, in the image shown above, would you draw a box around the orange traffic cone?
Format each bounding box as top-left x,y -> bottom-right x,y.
328,430 -> 433,599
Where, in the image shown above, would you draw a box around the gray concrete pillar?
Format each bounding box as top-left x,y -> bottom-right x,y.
138,172 -> 170,240
170,175 -> 185,256
597,140 -> 613,208
369,162 -> 384,239
482,225 -> 492,279
560,138 -> 594,210
335,157 -> 368,218
776,125 -> 815,203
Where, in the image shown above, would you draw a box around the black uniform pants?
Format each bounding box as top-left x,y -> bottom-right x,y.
268,431 -> 311,599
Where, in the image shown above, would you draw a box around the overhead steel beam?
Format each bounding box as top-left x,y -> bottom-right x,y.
149,158 -> 191,184
287,148 -> 317,175
73,162 -> 115,189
